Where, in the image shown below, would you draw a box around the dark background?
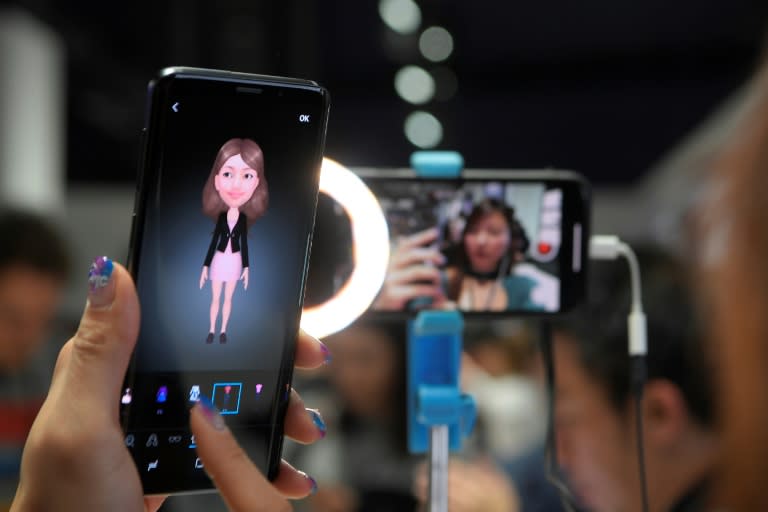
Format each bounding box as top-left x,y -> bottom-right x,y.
5,0 -> 768,186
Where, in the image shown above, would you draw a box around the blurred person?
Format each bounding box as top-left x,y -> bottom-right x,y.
695,55 -> 768,511
550,250 -> 716,512
293,317 -> 420,512
414,249 -> 715,512
461,322 -> 546,461
0,208 -> 69,371
374,199 -> 544,312
0,208 -> 69,506
9,258 -> 329,511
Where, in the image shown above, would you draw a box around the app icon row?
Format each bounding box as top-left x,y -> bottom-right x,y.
121,381 -> 266,416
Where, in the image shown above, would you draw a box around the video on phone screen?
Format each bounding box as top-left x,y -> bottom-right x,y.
369,180 -> 563,313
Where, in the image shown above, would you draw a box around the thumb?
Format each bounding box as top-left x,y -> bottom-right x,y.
60,257 -> 140,419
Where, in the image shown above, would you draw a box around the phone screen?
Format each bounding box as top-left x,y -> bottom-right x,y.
365,173 -> 589,315
122,71 -> 328,494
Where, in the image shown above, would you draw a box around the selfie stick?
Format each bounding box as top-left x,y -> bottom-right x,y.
407,310 -> 477,512
406,151 -> 476,512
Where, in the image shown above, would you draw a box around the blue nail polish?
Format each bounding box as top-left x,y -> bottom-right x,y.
307,408 -> 327,438
88,256 -> 114,291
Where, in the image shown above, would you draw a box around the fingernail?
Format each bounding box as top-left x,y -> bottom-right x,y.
197,395 -> 226,431
88,256 -> 115,307
307,408 -> 326,438
320,342 -> 332,365
300,471 -> 318,495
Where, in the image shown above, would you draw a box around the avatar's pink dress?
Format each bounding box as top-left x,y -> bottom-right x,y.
209,216 -> 243,282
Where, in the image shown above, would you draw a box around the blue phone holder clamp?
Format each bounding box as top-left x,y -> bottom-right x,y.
408,310 -> 476,512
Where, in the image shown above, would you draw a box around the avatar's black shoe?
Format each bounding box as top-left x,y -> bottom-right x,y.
220,333 -> 227,344
206,332 -> 214,344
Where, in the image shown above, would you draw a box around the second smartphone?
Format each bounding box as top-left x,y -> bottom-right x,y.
360,170 -> 590,315
121,67 -> 330,495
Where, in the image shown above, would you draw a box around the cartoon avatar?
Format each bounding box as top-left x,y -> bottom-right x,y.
199,138 -> 269,344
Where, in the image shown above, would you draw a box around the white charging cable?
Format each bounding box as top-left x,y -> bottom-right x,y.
589,235 -> 649,512
589,235 -> 647,356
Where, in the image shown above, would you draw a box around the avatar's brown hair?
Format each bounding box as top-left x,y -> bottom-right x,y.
202,138 -> 268,226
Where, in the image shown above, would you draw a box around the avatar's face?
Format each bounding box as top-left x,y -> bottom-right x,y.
214,153 -> 260,209
463,211 -> 511,273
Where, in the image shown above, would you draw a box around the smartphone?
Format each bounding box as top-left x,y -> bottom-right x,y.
121,67 -> 330,495
361,169 -> 590,315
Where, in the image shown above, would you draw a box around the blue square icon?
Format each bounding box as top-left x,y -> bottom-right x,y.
212,382 -> 243,415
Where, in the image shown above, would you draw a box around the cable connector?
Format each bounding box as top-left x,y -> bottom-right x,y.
589,235 -> 623,260
588,235 -> 647,357
628,311 -> 647,356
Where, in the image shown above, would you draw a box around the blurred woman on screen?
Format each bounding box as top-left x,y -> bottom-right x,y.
443,199 -> 543,312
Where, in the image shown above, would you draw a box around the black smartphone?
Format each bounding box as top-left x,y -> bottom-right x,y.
121,67 -> 330,495
362,169 -> 590,315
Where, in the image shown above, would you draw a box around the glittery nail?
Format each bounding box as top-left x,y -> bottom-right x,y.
87,256 -> 115,307
88,256 -> 114,291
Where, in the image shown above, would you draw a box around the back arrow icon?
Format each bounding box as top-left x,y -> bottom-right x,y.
171,102 -> 179,112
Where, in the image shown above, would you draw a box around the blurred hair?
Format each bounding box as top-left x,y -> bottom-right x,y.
201,138 -> 268,226
0,208 -> 69,281
552,246 -> 713,427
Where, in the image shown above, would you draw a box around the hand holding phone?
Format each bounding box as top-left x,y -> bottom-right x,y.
11,261 -> 327,511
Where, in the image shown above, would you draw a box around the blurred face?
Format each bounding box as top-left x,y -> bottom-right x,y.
463,211 -> 510,273
214,153 -> 260,209
553,334 -> 639,512
327,326 -> 398,418
0,265 -> 62,371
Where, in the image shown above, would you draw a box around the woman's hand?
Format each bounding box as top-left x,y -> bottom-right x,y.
11,257 -> 329,512
240,267 -> 249,290
200,266 -> 209,289
373,227 -> 447,310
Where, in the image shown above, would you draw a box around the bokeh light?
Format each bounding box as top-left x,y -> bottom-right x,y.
378,0 -> 422,35
418,26 -> 454,62
394,65 -> 435,105
404,111 -> 443,148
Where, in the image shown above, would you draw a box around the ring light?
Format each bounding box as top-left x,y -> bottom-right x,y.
301,158 -> 390,339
